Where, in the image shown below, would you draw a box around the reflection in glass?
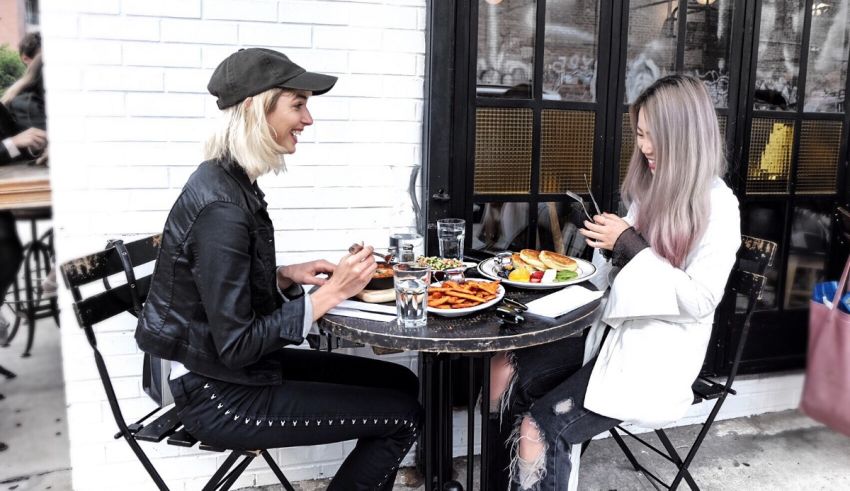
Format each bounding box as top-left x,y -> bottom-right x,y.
624,0 -> 678,103
753,0 -> 804,111
683,0 -> 735,107
536,201 -> 590,259
474,108 -> 534,194
471,201 -> 529,253
785,204 -> 831,309
804,0 -> 850,112
477,0 -> 537,98
741,203 -> 785,312
543,0 -> 600,101
746,118 -> 794,194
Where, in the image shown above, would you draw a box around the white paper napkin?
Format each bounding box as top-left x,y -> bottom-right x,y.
326,307 -> 396,322
525,285 -> 604,318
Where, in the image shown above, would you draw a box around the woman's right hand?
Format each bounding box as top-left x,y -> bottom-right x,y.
310,245 -> 377,320
11,128 -> 47,153
326,245 -> 377,299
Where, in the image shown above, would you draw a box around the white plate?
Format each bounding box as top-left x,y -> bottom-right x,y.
427,280 -> 506,317
476,256 -> 597,290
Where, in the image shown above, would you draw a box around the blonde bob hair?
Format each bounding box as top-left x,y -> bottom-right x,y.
621,74 -> 725,268
204,87 -> 289,180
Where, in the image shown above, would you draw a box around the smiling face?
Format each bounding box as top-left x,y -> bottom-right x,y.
266,90 -> 313,154
636,108 -> 656,175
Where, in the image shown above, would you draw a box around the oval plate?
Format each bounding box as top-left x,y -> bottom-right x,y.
476,256 -> 597,290
427,280 -> 506,318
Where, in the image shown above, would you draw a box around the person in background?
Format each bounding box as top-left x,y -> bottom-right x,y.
0,37 -> 48,339
487,75 -> 741,490
135,48 -> 422,490
18,32 -> 40,67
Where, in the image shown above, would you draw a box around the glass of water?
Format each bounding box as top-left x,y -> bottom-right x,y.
393,263 -> 430,328
437,218 -> 466,260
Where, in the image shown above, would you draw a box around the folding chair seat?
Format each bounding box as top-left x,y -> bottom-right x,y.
61,235 -> 296,491
585,235 -> 777,490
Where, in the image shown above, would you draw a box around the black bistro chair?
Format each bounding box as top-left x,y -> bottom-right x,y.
585,235 -> 777,490
61,235 -> 296,491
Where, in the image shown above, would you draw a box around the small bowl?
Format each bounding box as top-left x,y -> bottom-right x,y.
366,264 -> 394,290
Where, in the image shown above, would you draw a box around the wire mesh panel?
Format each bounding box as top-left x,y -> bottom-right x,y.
474,107 -> 533,194
539,110 -> 595,194
796,120 -> 842,195
746,118 -> 794,195
619,112 -> 634,185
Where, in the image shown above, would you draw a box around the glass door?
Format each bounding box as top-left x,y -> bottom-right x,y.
727,0 -> 850,374
461,0 -> 615,260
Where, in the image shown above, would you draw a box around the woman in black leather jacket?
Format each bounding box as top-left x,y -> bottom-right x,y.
135,48 -> 422,490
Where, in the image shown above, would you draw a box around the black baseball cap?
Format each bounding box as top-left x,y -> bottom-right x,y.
208,48 -> 337,109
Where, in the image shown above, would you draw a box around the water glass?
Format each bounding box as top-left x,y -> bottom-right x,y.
393,263 -> 430,328
437,218 -> 466,260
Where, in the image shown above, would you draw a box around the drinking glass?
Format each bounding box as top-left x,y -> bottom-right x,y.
393,263 -> 430,328
437,218 -> 466,260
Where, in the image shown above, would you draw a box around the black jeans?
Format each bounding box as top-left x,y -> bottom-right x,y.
0,212 -> 23,307
169,348 -> 423,491
491,334 -> 621,490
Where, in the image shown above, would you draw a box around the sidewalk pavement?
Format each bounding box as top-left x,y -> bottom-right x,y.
1,312 -> 848,491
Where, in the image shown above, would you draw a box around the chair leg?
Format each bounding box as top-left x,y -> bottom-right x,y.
2,311 -> 21,347
261,450 -> 295,491
202,451 -> 241,491
0,364 -> 15,379
216,454 -> 255,491
655,430 -> 699,491
609,428 -> 641,472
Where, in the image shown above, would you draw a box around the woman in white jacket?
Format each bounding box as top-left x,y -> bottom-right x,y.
488,74 -> 741,490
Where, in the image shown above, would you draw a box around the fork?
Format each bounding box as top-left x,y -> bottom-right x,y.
583,174 -> 602,217
565,190 -> 595,222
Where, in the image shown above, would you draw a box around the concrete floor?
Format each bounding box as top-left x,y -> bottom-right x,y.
0,307 -> 71,491
2,313 -> 849,491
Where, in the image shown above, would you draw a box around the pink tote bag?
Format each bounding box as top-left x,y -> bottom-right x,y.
800,256 -> 850,438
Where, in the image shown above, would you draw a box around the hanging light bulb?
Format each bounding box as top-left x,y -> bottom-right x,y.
485,0 -> 503,5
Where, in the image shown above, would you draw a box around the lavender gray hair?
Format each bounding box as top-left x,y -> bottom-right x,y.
621,74 -> 726,267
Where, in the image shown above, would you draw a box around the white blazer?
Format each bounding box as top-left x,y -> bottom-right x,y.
582,177 -> 741,427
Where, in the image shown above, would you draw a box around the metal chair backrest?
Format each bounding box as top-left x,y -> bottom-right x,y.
725,235 -> 776,386
60,235 -> 168,489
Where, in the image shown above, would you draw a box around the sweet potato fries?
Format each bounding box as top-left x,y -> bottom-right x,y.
427,280 -> 501,309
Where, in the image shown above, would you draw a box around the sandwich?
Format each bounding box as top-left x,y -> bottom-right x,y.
520,249 -> 546,270
539,250 -> 578,271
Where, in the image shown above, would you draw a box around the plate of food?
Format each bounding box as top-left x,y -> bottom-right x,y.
477,249 -> 596,289
427,279 -> 505,317
416,256 -> 478,271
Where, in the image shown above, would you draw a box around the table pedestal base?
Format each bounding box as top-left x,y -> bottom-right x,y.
418,352 -> 492,491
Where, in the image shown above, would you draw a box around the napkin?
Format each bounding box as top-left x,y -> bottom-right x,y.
525,285 -> 604,318
326,307 -> 396,322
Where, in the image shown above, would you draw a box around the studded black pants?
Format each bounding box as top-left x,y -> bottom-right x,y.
169,348 -> 423,490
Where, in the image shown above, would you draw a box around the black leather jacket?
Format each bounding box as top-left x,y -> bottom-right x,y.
135,158 -> 306,385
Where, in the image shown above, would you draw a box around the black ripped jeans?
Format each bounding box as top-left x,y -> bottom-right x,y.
169,348 -> 423,491
490,334 -> 621,491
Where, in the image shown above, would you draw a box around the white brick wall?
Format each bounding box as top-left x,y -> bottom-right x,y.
41,0 -> 426,488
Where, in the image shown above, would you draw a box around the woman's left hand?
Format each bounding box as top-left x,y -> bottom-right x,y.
277,260 -> 337,289
579,212 -> 630,251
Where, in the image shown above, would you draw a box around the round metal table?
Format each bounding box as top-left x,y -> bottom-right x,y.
319,286 -> 601,491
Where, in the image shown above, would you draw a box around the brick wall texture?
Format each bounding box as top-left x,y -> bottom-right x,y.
41,0 -> 426,488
